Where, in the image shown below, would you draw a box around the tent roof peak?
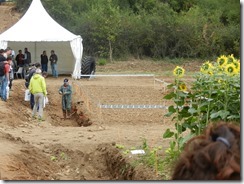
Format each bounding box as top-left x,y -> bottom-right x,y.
0,0 -> 80,42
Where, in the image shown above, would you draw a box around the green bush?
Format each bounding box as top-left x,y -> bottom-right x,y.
98,58 -> 107,66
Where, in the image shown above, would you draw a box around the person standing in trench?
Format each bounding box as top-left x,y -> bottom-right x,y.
59,78 -> 72,119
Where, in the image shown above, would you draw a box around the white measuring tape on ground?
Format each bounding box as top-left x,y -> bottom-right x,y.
99,104 -> 168,109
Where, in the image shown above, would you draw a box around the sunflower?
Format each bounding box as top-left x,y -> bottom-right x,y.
178,83 -> 187,92
225,63 -> 238,76
217,55 -> 227,67
226,54 -> 235,64
200,61 -> 213,74
173,66 -> 185,78
207,71 -> 213,75
232,60 -> 240,73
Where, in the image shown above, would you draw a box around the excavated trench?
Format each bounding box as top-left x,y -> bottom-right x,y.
0,79 -> 158,180
0,131 -> 155,180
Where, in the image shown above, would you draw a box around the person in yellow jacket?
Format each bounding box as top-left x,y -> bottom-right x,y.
29,68 -> 47,121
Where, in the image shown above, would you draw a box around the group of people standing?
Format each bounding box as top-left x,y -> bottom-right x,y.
26,61 -> 72,122
0,46 -> 71,122
40,50 -> 58,77
15,48 -> 31,78
0,47 -> 14,101
41,49 -> 58,78
16,49 -> 58,78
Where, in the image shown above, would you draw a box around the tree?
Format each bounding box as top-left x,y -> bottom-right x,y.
83,0 -> 122,62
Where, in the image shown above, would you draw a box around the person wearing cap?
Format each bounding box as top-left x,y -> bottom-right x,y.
59,78 -> 72,119
29,68 -> 47,121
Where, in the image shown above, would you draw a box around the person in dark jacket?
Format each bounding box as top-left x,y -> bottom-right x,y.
24,48 -> 31,78
0,49 -> 5,62
15,50 -> 25,67
0,48 -> 12,62
41,50 -> 48,72
49,50 -> 58,78
24,47 -> 31,65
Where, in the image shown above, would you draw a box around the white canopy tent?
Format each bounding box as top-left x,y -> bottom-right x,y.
0,0 -> 83,79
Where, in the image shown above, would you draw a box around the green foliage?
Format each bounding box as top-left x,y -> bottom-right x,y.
42,0 -> 77,31
166,0 -> 197,13
115,144 -> 125,149
98,58 -> 107,66
50,155 -> 57,161
162,54 -> 240,162
13,0 -> 32,12
50,151 -> 69,162
13,0 -> 240,59
136,139 -> 165,176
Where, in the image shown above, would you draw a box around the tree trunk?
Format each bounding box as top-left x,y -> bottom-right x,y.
109,40 -> 113,63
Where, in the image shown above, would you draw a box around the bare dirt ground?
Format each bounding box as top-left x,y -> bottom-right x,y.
0,3 -> 202,181
0,60 -> 200,180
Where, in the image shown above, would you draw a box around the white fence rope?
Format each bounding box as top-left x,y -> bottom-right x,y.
81,74 -> 155,77
80,73 -> 172,91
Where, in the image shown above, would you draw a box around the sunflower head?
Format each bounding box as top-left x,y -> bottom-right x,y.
178,83 -> 187,92
225,63 -> 238,76
200,61 -> 213,74
232,60 -> 240,73
207,71 -> 213,75
217,55 -> 227,67
226,54 -> 235,64
173,66 -> 185,78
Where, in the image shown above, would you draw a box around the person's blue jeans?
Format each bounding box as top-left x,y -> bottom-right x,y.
51,63 -> 58,77
0,75 -> 5,98
30,93 -> 35,109
1,77 -> 8,101
42,64 -> 48,72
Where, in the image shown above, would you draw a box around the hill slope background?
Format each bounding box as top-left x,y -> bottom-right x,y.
0,3 -> 21,34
